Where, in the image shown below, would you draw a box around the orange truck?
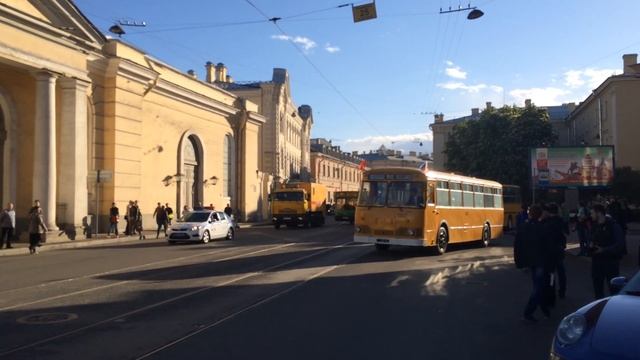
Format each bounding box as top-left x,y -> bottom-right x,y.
271,182 -> 327,229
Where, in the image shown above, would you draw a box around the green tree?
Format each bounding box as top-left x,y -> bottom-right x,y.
444,104 -> 556,199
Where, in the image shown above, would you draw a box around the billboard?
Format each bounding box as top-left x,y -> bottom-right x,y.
530,146 -> 614,188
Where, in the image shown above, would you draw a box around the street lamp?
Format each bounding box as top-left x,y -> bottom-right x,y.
439,4 -> 485,20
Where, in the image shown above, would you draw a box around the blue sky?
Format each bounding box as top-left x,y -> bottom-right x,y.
75,0 -> 640,154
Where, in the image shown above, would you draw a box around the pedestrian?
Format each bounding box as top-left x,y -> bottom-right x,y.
1,202 -> 16,249
124,200 -> 132,235
224,203 -> 233,217
108,202 -> 119,237
542,203 -> 568,299
28,203 -> 47,254
576,202 -> 591,256
516,205 -> 554,322
590,204 -> 626,299
128,200 -> 140,236
155,204 -> 168,239
182,204 -> 190,214
165,203 -> 174,225
516,204 -> 528,230
134,202 -> 145,240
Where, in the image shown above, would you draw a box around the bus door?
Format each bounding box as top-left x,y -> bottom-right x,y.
425,181 -> 437,246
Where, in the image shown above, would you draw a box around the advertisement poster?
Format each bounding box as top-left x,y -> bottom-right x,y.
530,146 -> 614,188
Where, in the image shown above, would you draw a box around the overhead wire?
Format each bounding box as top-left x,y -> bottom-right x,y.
242,0 -> 384,136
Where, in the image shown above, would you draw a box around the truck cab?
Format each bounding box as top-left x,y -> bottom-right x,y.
271,182 -> 326,229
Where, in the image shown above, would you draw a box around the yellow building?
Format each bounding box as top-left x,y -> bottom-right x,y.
565,54 -> 640,170
310,138 -> 364,203
0,0 -> 267,239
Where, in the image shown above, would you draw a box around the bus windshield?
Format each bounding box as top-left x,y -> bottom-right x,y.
272,191 -> 304,201
336,196 -> 357,210
358,181 -> 425,208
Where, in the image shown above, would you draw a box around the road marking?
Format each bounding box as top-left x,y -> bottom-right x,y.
0,243 -> 295,312
0,241 -> 356,357
136,243 -> 362,359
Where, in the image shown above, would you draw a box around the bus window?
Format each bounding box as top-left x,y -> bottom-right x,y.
474,185 -> 484,207
450,182 -> 462,207
387,182 -> 425,208
484,187 -> 495,208
463,184 -> 474,208
427,183 -> 435,205
358,181 -> 387,206
436,181 -> 450,206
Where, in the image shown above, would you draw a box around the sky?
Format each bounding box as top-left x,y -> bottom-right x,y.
75,0 -> 640,155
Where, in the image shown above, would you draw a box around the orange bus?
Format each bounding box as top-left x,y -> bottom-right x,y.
502,184 -> 522,231
354,167 -> 504,254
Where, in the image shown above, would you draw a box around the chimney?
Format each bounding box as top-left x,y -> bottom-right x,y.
187,69 -> 197,79
486,101 -> 493,110
205,61 -> 215,83
471,108 -> 479,116
623,53 -> 638,75
525,99 -> 532,107
215,63 -> 227,82
434,113 -> 444,123
225,75 -> 234,83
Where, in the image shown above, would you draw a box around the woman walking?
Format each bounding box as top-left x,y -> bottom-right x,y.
28,204 -> 48,254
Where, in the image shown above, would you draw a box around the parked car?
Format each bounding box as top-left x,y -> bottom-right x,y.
167,210 -> 235,244
550,270 -> 640,360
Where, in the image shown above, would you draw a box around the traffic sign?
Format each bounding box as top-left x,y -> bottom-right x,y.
352,2 -> 377,23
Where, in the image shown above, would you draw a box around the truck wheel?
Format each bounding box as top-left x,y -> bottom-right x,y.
375,244 -> 390,251
305,217 -> 312,228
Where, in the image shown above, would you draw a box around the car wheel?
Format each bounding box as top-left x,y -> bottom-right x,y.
274,223 -> 281,230
202,230 -> 210,244
226,227 -> 234,240
435,226 -> 448,255
480,224 -> 491,248
375,244 -> 390,251
168,240 -> 176,245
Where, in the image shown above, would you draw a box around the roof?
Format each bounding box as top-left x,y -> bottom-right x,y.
567,73 -> 640,120
364,167 -> 502,187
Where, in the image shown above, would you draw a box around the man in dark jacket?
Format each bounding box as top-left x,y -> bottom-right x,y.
590,204 -> 626,299
516,205 -> 554,322
543,203 -> 568,299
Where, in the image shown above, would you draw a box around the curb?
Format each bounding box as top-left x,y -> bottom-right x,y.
0,234 -> 148,257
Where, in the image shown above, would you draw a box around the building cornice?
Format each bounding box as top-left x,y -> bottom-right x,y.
566,75 -> 640,121
0,41 -> 92,81
0,3 -> 102,53
153,78 -> 241,117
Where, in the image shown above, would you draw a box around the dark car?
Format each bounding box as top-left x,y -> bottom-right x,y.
550,271 -> 640,360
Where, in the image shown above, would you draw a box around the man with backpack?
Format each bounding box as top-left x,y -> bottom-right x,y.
589,204 -> 626,299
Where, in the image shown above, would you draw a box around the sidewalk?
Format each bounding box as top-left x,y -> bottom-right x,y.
0,221 -> 274,257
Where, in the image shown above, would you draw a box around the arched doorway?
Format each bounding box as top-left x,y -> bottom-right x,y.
178,132 -> 204,214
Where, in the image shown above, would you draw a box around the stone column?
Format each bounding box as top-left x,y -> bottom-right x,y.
33,71 -> 58,230
58,78 -> 89,234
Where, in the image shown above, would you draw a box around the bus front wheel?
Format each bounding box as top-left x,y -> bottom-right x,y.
435,226 -> 448,255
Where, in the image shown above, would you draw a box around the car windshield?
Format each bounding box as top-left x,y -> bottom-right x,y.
178,212 -> 210,223
358,181 -> 425,208
273,191 -> 304,201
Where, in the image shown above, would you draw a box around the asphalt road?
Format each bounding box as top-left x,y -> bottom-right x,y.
0,221 -> 633,360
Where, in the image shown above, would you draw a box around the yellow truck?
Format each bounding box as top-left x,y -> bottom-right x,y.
271,182 -> 327,229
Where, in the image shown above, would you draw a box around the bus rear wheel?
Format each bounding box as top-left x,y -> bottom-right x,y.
435,226 -> 448,255
375,244 -> 390,251
480,224 -> 491,248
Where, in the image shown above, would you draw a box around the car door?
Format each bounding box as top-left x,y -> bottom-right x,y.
217,212 -> 230,238
207,212 -> 219,238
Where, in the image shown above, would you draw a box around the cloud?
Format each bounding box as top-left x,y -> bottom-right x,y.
339,132 -> 433,153
324,43 -> 340,53
564,68 -> 618,89
445,62 -> 467,80
437,82 -> 502,94
508,87 -> 571,105
271,34 -> 317,52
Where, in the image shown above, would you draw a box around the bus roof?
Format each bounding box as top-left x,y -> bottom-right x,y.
364,167 -> 502,188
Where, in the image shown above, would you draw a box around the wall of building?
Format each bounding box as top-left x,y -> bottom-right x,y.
310,152 -> 363,203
